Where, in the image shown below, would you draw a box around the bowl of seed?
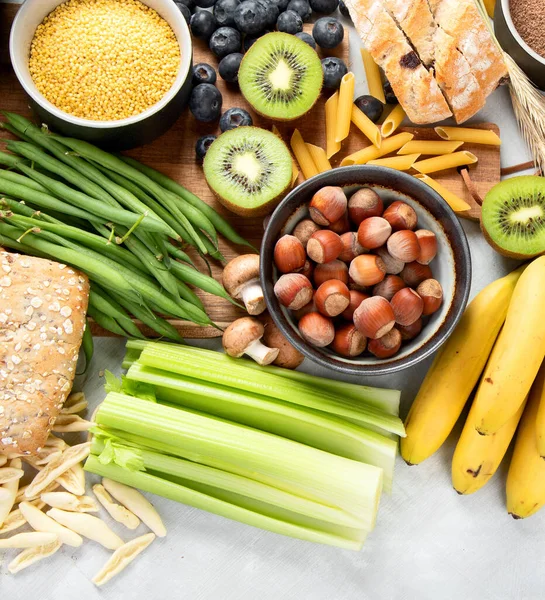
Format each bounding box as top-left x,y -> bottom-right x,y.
10,0 -> 193,149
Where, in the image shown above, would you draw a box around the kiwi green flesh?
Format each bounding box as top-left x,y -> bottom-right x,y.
239,32 -> 323,121
482,176 -> 545,258
203,127 -> 293,213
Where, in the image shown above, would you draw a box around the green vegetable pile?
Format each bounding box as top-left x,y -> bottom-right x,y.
0,112 -> 253,342
85,341 -> 404,550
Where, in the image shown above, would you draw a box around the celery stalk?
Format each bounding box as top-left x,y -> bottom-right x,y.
136,344 -> 405,436
84,456 -> 365,551
126,363 -> 397,492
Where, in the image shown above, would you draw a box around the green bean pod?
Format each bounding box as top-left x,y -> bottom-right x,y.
89,287 -> 145,339
87,304 -> 128,337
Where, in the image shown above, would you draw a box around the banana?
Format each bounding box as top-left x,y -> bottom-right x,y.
473,256 -> 545,436
452,394 -> 527,495
400,266 -> 525,465
507,361 -> 545,519
535,362 -> 545,458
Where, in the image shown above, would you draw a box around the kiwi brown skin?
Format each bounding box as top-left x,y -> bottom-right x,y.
211,180 -> 292,217
480,221 -> 543,260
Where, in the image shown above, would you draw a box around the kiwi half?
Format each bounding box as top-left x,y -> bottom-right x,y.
203,126 -> 293,217
481,176 -> 545,258
238,32 -> 323,121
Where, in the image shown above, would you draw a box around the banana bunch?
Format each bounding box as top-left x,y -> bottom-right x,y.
402,256 -> 545,518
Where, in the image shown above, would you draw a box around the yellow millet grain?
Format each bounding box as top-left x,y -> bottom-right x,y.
28,0 -> 181,121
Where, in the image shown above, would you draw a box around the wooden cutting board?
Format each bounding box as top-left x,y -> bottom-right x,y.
0,3 -> 500,338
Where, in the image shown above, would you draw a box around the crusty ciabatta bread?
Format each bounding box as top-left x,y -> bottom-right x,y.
0,251 -> 90,455
345,0 -> 452,124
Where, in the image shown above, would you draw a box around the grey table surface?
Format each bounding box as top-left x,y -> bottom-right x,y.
1,2 -> 542,599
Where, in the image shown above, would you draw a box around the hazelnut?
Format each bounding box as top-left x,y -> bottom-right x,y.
292,295 -> 316,320
274,235 -> 306,274
329,211 -> 351,235
274,273 -> 314,310
298,312 -> 336,347
390,287 -> 424,326
353,296 -> 395,339
400,261 -> 433,287
309,187 -> 348,226
375,246 -> 405,275
387,230 -> 421,263
314,260 -> 349,286
293,219 -> 321,248
417,279 -> 443,315
348,188 -> 384,225
307,230 -> 343,264
300,259 -> 315,280
368,328 -> 402,358
315,280 -> 351,317
415,230 -> 438,265
330,323 -> 367,357
338,232 -> 366,262
349,254 -> 386,287
372,275 -> 406,301
357,217 -> 392,249
383,201 -> 417,231
398,318 -> 423,341
341,290 -> 370,321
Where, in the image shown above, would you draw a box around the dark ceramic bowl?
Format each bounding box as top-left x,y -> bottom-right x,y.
496,0 -> 545,90
261,166 -> 472,376
9,0 -> 193,150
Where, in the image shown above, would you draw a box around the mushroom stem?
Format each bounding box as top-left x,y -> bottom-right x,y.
241,281 -> 265,315
244,339 -> 279,366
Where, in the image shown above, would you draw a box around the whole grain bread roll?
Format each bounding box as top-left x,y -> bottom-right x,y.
0,251 -> 90,456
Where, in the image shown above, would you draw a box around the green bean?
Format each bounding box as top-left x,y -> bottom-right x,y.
89,287 -> 145,339
87,304 -> 128,337
168,260 -> 240,306
121,155 -> 255,250
165,242 -> 194,267
0,167 -> 51,193
175,280 -> 205,311
196,228 -> 225,262
0,151 -> 29,170
0,121 -> 34,144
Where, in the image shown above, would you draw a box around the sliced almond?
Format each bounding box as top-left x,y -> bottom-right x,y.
20,501 -> 83,547
46,508 -> 124,550
93,533 -> 155,587
0,458 -> 22,527
8,539 -> 63,574
25,443 -> 90,498
93,484 -> 140,530
0,531 -> 58,548
51,415 -> 94,433
0,501 -> 45,534
41,491 -> 98,513
16,482 -> 59,504
103,479 -> 166,537
0,467 -> 24,484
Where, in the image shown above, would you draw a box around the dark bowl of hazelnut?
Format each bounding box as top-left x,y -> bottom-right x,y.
260,166 -> 471,376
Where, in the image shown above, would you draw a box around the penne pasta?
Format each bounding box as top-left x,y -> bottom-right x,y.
325,92 -> 341,159
414,174 -> 472,212
341,132 -> 414,166
306,143 -> 332,173
381,105 -> 406,138
272,125 -> 299,186
435,126 -> 501,146
335,72 -> 355,144
398,140 -> 464,156
413,151 -> 478,175
351,104 -> 381,148
290,129 -> 319,180
360,48 -> 385,103
368,154 -> 421,171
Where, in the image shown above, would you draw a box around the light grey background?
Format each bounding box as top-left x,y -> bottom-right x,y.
1,3 -> 541,599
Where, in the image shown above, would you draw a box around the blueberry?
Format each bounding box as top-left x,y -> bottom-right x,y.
309,0 -> 338,12
354,95 -> 384,123
276,10 -> 303,34
243,35 -> 260,51
219,52 -> 243,82
272,0 -> 289,10
383,80 -> 398,104
313,17 -> 344,49
190,11 -> 218,40
338,0 -> 350,17
194,0 -> 217,7
234,0 -> 268,34
219,107 -> 253,131
295,31 -> 316,49
257,0 -> 280,28
175,0 -> 195,10
189,84 -> 223,122
209,26 -> 242,58
287,0 -> 312,21
321,57 -> 348,89
214,0 -> 240,27
196,135 -> 217,160
192,63 -> 217,86
176,3 -> 192,23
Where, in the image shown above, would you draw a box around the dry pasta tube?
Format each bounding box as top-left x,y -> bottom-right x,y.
398,140 -> 463,155
381,104 -> 406,137
341,132 -> 414,166
360,48 -> 385,103
335,72 -> 355,144
325,92 -> 341,159
368,154 -> 421,171
414,174 -> 472,212
413,151 -> 478,175
435,126 -> 501,146
351,104 -> 381,148
291,129 -> 319,179
306,143 -> 332,173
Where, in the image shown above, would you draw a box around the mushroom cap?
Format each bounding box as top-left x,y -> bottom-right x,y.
261,314 -> 305,369
222,317 -> 264,357
222,254 -> 260,299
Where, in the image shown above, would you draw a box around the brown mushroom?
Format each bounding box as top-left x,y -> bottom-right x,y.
222,254 -> 265,315
261,315 -> 305,370
222,317 -> 279,365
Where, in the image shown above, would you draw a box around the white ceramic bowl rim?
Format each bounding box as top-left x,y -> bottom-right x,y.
500,0 -> 545,66
9,0 -> 193,129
